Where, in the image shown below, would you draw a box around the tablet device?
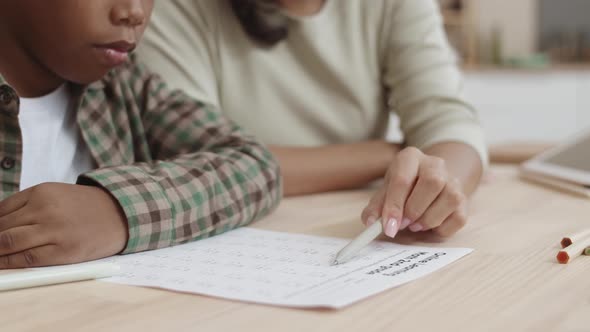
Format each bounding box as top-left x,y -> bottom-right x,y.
521,130 -> 590,196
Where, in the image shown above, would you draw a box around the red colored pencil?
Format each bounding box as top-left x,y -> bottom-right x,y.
557,236 -> 590,264
560,229 -> 590,248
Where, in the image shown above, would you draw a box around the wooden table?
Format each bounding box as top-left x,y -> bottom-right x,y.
488,142 -> 554,164
2,166 -> 590,332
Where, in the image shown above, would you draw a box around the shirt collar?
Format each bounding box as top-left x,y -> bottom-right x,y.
0,71 -> 105,95
0,73 -> 8,86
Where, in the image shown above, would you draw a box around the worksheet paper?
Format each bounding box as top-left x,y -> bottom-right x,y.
98,228 -> 472,309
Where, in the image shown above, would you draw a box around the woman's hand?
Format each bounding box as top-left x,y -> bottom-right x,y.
361,147 -> 468,238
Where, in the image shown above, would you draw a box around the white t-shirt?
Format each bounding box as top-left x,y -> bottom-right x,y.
18,85 -> 94,191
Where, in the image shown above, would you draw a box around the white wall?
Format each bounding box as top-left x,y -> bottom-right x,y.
464,70 -> 590,144
577,74 -> 590,126
387,70 -> 590,145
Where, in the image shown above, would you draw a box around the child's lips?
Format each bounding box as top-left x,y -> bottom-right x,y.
93,41 -> 136,67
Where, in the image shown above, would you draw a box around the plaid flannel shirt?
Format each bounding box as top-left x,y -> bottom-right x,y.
0,57 -> 282,254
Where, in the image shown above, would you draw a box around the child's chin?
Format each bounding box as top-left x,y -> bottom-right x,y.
69,68 -> 113,85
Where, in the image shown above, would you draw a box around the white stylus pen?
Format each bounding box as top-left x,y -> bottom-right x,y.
0,262 -> 120,291
332,220 -> 383,265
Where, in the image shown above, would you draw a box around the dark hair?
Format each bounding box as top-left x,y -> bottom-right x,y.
229,0 -> 289,47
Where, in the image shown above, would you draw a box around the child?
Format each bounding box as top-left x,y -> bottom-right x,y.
0,0 -> 281,268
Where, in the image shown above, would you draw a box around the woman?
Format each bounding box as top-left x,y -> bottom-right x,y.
139,0 -> 488,240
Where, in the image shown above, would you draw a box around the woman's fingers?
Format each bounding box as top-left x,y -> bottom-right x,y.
381,147 -> 422,238
403,157 -> 447,229
362,146 -> 469,239
433,202 -> 469,237
413,178 -> 466,231
361,188 -> 386,226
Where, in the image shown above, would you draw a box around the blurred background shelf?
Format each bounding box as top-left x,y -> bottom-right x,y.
384,1 -> 590,151
438,0 -> 590,69
439,0 -> 479,67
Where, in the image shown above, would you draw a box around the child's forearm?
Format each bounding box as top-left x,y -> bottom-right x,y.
76,63 -> 282,254
270,141 -> 401,196
79,133 -> 282,254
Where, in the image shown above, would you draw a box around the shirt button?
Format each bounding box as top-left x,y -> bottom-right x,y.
0,85 -> 16,104
0,85 -> 19,116
0,157 -> 16,170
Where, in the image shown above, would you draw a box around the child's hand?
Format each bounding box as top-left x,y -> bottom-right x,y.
0,183 -> 128,268
361,147 -> 468,238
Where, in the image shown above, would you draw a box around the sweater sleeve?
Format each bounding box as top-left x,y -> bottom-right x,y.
383,0 -> 488,167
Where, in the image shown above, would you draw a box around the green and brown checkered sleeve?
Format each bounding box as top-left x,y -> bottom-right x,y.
79,61 -> 282,254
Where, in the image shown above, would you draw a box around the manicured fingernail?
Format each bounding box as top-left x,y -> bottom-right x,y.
385,218 -> 399,238
401,218 -> 412,229
366,215 -> 377,226
409,223 -> 424,232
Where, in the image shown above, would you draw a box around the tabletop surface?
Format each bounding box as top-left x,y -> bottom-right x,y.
2,166 -> 590,332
